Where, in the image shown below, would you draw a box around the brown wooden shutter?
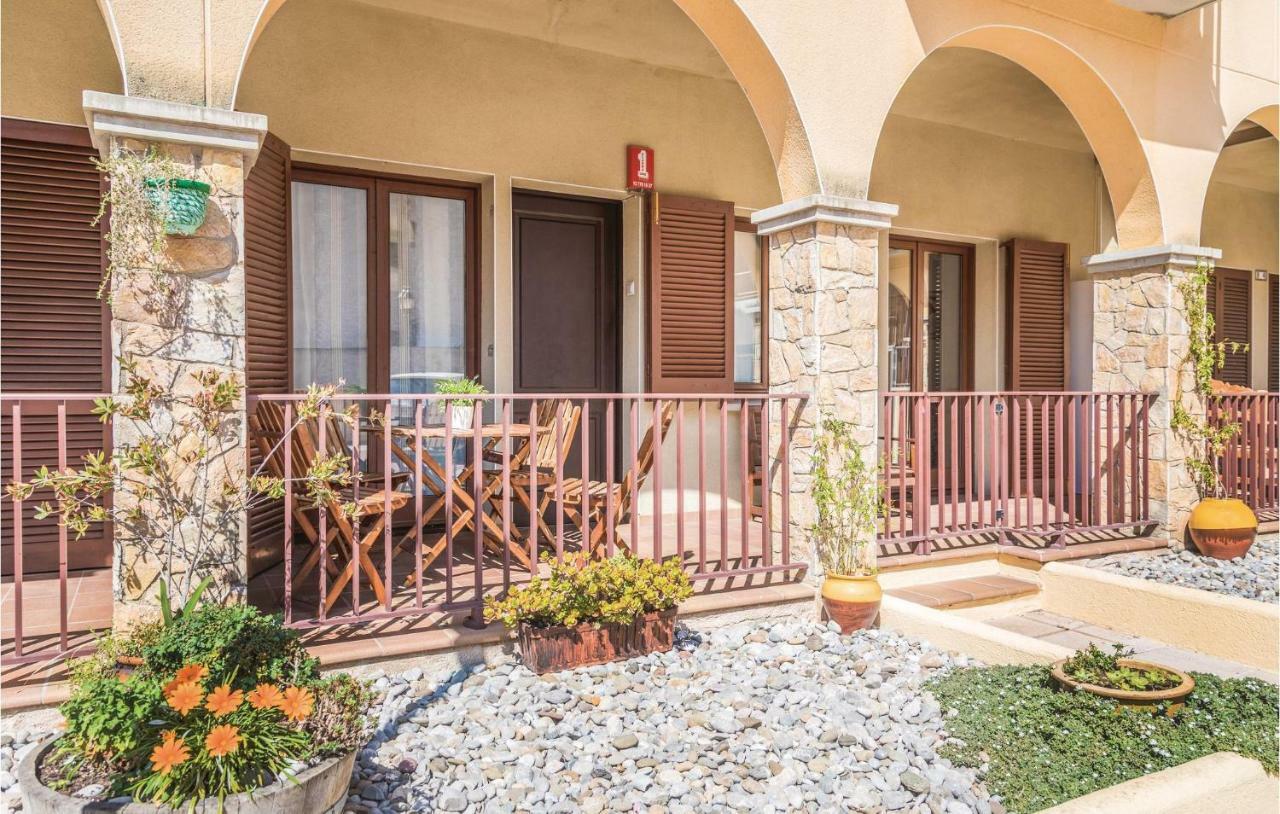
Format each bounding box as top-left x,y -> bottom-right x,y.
243,131 -> 292,576
1005,238 -> 1070,390
1,118 -> 111,573
649,194 -> 734,392
1269,275 -> 1278,392
1210,267 -> 1252,388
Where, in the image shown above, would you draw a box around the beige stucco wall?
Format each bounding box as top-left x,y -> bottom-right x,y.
0,0 -> 123,124
237,0 -> 781,397
1201,179 -> 1278,389
870,114 -> 1103,391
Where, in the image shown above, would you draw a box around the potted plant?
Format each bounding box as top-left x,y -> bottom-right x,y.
17,604 -> 372,813
1051,643 -> 1194,716
143,176 -> 212,235
1172,262 -> 1258,559
485,553 -> 693,674
810,416 -> 885,633
435,376 -> 488,431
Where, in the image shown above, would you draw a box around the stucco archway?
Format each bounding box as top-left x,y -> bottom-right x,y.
873,25 -> 1164,249
231,0 -> 819,200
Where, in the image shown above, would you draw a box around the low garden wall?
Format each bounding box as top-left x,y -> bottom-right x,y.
1038,562 -> 1280,671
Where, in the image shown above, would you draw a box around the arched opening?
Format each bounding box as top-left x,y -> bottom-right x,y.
1199,113 -> 1278,390
1,0 -> 124,125
233,0 -> 800,617
870,46 -> 1115,395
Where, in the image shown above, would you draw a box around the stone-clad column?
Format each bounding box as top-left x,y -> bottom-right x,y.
752,196 -> 897,570
84,91 -> 267,628
1085,244 -> 1221,548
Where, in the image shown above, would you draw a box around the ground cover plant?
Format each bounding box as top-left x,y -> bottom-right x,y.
40,604 -> 372,808
928,665 -> 1279,813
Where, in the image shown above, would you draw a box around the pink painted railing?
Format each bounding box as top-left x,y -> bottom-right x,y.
879,392 -> 1157,554
249,392 -> 808,630
1,394 -> 112,665
1210,393 -> 1280,516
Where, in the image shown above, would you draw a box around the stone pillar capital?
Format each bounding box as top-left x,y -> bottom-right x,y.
83,90 -> 268,170
750,194 -> 898,236
1083,244 -> 1221,276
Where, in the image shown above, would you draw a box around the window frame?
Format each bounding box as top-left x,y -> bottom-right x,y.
733,216 -> 769,393
291,163 -> 481,393
888,235 -> 975,393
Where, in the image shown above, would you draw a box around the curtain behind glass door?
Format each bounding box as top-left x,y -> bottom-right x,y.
291,181 -> 368,392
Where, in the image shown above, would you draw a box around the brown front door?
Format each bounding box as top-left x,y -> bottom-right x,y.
513,192 -> 620,479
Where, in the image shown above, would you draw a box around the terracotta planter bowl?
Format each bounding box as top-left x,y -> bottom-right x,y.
19,737 -> 356,814
820,573 -> 882,634
1050,658 -> 1195,716
1188,497 -> 1258,560
517,608 -> 677,674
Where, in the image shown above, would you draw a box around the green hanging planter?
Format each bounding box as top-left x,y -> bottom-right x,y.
144,177 -> 212,236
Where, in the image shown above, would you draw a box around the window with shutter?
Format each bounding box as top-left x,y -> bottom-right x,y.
649,195 -> 734,393
1,118 -> 111,573
244,131 -> 292,576
1209,267 -> 1252,388
1005,238 -> 1070,390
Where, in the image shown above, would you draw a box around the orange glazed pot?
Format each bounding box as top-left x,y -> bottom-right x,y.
820,573 -> 882,634
1188,497 -> 1258,560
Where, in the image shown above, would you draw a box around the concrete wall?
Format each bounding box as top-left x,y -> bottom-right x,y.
0,0 -> 123,123
869,113 -> 1103,391
1201,179 -> 1278,389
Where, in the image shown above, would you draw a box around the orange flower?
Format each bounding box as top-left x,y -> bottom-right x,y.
205,725 -> 241,758
149,735 -> 190,774
175,664 -> 208,684
165,682 -> 203,716
278,686 -> 315,722
205,684 -> 244,717
247,683 -> 284,710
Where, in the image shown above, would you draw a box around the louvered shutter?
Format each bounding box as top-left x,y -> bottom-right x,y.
1006,239 -> 1070,390
1269,275 -> 1278,393
649,195 -> 734,392
1,118 -> 111,573
1210,267 -> 1252,388
243,131 -> 292,576
1005,239 -> 1069,484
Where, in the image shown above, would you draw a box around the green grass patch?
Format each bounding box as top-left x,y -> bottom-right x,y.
928,665 -> 1278,813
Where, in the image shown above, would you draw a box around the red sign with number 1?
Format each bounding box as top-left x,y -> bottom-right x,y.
627,145 -> 655,191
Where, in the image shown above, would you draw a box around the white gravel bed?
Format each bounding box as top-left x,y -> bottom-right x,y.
350,620 -> 998,814
1085,537 -> 1278,603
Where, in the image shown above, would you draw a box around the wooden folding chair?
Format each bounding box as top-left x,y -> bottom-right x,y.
541,400 -> 676,558
249,401 -> 409,613
485,399 -> 581,549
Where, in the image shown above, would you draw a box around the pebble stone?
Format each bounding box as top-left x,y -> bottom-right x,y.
1086,537 -> 1278,603
2,623 -> 998,814
344,620 -> 995,813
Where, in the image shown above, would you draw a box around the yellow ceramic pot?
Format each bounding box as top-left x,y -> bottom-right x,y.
820,573 -> 882,633
1187,497 -> 1257,560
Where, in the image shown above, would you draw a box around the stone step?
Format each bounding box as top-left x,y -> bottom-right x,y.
885,575 -> 1040,610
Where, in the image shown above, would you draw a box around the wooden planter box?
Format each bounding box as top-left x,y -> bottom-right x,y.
517,608 -> 678,674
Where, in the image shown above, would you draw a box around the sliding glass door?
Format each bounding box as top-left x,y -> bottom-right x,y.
885,237 -> 974,392
290,169 -> 477,399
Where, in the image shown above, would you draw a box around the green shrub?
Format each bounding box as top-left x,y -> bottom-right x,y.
484,553 -> 694,628
140,603 -> 319,689
929,665 -> 1279,813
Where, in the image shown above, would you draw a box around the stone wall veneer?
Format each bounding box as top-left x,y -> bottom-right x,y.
1086,244 -> 1222,549
85,92 -> 266,629
753,196 -> 896,574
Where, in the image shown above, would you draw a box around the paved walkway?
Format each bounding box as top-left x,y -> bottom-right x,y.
988,609 -> 1279,683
